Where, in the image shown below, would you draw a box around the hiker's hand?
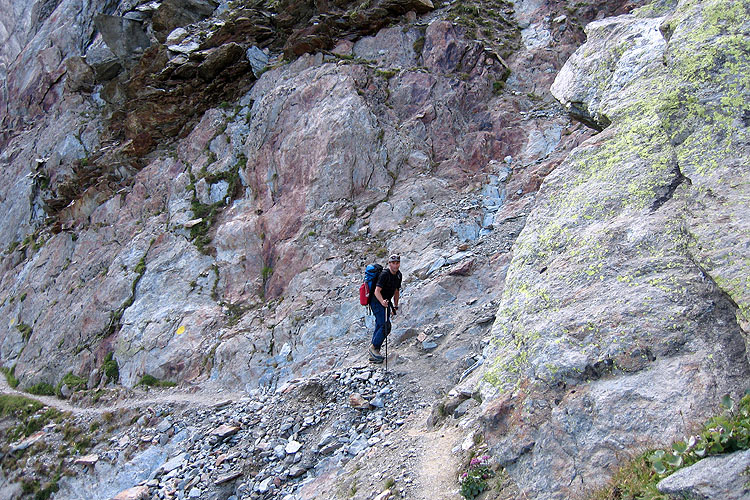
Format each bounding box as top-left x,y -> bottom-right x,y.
391,306 -> 398,316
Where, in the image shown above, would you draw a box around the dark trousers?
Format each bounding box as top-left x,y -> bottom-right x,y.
370,300 -> 387,350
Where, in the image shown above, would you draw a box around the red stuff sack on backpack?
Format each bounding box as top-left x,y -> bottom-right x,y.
359,282 -> 370,305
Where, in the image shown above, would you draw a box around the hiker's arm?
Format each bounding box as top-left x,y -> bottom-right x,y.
374,286 -> 387,307
393,289 -> 399,308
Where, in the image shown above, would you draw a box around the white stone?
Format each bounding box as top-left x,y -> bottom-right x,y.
258,476 -> 273,493
278,342 -> 292,358
168,41 -> 200,54
166,28 -> 188,46
286,440 -> 302,454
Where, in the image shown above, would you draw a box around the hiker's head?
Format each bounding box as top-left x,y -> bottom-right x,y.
388,254 -> 400,272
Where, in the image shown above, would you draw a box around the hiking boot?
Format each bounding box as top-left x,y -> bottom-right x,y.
369,345 -> 384,363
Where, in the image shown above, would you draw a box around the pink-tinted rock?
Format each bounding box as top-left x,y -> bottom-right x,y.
112,486 -> 149,500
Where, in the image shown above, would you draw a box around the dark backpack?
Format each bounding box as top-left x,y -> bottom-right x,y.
359,263 -> 383,306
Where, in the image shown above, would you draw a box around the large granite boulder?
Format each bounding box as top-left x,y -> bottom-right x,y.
657,449 -> 750,500
479,0 -> 750,497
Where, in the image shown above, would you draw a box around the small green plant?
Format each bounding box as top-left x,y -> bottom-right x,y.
262,266 -> 273,280
1,365 -> 19,388
591,394 -> 750,499
91,390 -> 104,403
74,435 -> 92,453
103,352 -> 119,383
376,68 -> 398,79
20,408 -> 61,438
459,455 -> 495,499
0,394 -> 43,418
133,256 -> 146,275
1,395 -> 63,443
19,293 -> 26,302
16,322 -> 33,341
22,480 -> 38,496
384,477 -> 395,489
493,80 -> 505,95
413,36 -> 425,54
62,422 -> 82,441
35,472 -> 61,500
57,373 -> 87,396
27,382 -> 55,396
138,374 -> 177,388
649,394 -> 750,474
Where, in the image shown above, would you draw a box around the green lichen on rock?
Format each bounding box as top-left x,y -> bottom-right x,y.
481,0 -> 750,397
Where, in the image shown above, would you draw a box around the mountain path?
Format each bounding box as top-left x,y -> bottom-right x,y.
0,374 -> 243,417
408,417 -> 464,500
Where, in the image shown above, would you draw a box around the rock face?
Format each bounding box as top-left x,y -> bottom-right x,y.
480,0 -> 750,497
3,0 -> 563,391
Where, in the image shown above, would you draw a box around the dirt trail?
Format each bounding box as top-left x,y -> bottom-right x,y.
409,418 -> 464,500
0,374 -> 243,416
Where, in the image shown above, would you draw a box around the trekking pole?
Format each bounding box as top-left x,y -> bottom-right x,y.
385,300 -> 391,374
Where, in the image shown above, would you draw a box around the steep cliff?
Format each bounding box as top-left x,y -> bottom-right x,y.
0,0 -> 748,498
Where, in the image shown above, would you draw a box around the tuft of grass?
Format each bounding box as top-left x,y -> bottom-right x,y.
589,394 -> 750,499
57,372 -> 87,396
375,68 -> 398,79
413,37 -> 425,55
35,472 -> 61,500
1,365 -> 19,388
585,451 -> 662,500
1,396 -> 63,443
103,352 -> 119,383
133,256 -> 146,275
74,435 -> 92,453
261,266 -> 273,281
138,374 -> 177,388
0,394 -> 43,418
27,383 -> 55,396
61,422 -> 82,441
16,322 -> 33,341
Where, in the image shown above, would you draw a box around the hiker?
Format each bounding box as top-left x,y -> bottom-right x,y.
369,254 -> 402,363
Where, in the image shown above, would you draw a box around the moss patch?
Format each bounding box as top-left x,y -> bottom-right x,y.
187,156 -> 244,254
